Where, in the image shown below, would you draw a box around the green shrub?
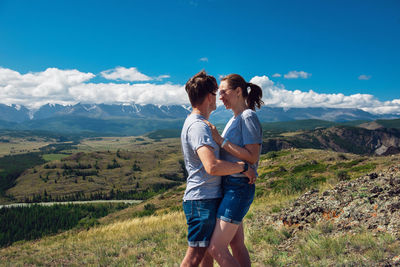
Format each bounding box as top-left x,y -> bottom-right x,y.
336,170 -> 350,181
77,217 -> 99,229
292,161 -> 326,174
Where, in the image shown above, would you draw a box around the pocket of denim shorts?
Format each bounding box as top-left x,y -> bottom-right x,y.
197,199 -> 217,219
183,201 -> 193,219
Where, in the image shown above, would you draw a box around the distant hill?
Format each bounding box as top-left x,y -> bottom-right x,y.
146,129 -> 181,139
0,120 -> 18,129
262,125 -> 400,155
20,116 -> 185,136
261,119 -> 368,133
359,118 -> 400,130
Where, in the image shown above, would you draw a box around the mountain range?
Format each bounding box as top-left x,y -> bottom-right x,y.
0,103 -> 399,135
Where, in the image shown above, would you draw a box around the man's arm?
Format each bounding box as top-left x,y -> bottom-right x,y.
197,145 -> 256,183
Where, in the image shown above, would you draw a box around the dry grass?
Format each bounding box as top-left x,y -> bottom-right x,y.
0,137 -> 52,157
0,212 -> 188,266
280,131 -> 304,137
72,136 -> 181,153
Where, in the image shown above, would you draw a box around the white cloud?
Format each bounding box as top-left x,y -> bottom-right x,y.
0,67 -> 95,109
155,74 -> 171,81
272,73 -> 281,77
284,70 -> 312,79
100,67 -> 152,82
250,75 -> 400,115
0,67 -> 399,115
358,74 -> 371,80
68,82 -> 186,106
200,57 -> 208,62
0,67 -> 186,109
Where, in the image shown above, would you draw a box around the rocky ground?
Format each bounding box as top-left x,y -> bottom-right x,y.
271,165 -> 400,265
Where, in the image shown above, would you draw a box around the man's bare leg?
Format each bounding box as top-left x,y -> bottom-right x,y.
181,247 -> 207,267
200,251 -> 214,267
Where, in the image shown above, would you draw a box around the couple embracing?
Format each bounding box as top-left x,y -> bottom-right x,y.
180,70 -> 263,267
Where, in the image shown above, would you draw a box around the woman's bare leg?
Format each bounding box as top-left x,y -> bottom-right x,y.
230,222 -> 250,267
208,219 -> 240,267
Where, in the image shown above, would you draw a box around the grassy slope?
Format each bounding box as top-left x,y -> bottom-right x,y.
2,149 -> 400,266
6,137 -> 184,202
0,136 -> 53,157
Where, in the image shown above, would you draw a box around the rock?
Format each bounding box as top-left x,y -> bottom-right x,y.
276,167 -> 400,238
369,172 -> 378,179
370,186 -> 383,194
322,190 -> 330,196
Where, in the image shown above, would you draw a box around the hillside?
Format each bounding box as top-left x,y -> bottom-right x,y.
262,125 -> 400,155
1,149 -> 399,265
3,122 -> 400,204
5,137 -> 185,202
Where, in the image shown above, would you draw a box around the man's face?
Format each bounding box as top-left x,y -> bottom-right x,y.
210,90 -> 217,111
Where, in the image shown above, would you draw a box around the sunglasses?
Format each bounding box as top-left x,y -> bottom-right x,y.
218,88 -> 234,96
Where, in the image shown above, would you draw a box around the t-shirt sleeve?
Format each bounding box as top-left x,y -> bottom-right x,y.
242,112 -> 262,145
188,120 -> 217,152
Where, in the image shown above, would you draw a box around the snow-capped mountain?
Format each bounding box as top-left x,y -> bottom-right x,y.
0,103 -> 398,124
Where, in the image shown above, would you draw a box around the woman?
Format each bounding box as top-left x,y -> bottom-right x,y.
207,74 -> 263,267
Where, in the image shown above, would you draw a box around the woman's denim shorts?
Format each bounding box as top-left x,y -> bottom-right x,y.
183,198 -> 221,247
217,175 -> 255,225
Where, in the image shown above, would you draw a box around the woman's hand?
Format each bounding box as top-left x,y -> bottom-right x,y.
244,167 -> 257,184
204,120 -> 224,146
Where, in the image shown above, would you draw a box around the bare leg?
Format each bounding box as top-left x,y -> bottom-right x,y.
200,251 -> 214,267
208,219 -> 241,267
181,247 -> 207,267
230,223 -> 251,267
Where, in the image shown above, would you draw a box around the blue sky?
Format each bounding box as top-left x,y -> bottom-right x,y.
0,0 -> 399,113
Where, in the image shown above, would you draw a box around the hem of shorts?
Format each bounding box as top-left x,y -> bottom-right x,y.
183,197 -> 222,202
218,215 -> 241,225
227,174 -> 247,178
188,241 -> 209,247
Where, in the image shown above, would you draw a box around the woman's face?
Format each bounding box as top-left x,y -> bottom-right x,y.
219,80 -> 237,109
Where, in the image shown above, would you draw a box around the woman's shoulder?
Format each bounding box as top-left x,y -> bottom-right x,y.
241,109 -> 258,119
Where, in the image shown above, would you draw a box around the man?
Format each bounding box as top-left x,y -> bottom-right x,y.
180,70 -> 255,267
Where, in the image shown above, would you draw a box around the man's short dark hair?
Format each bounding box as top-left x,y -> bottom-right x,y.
185,70 -> 217,107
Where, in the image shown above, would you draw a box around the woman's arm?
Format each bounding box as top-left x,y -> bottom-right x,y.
205,121 -> 260,165
221,142 -> 260,165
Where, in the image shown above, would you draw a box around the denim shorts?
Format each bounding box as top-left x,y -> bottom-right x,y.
182,198 -> 221,247
217,175 -> 255,225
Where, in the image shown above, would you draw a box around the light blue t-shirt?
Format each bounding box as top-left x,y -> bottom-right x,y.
181,113 -> 222,201
220,109 -> 262,176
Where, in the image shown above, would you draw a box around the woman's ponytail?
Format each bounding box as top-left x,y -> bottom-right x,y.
247,82 -> 264,110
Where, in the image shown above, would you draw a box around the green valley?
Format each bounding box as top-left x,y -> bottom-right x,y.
1,120 -> 400,265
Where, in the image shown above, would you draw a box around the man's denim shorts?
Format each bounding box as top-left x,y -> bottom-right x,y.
182,198 -> 221,247
217,175 -> 255,225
